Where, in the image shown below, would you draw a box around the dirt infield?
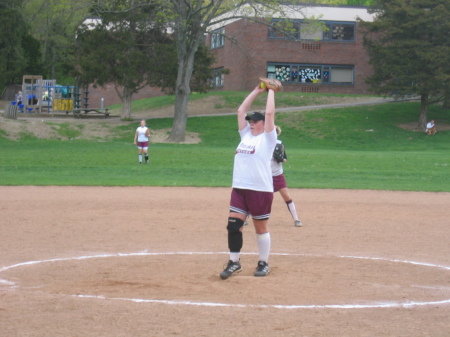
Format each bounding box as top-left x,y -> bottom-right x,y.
1,186 -> 449,337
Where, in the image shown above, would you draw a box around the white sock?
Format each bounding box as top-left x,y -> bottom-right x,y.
256,232 -> 271,262
287,201 -> 299,221
230,252 -> 240,263
139,154 -> 142,162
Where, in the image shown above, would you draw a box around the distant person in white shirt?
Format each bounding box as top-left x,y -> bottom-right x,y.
16,91 -> 23,105
425,120 -> 436,135
133,120 -> 150,164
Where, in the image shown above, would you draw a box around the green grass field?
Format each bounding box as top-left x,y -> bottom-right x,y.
1,94 -> 449,192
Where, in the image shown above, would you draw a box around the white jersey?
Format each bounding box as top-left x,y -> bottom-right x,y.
271,140 -> 284,177
136,126 -> 149,142
232,124 -> 277,192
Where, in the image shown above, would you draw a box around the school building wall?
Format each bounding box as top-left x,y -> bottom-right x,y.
209,18 -> 374,95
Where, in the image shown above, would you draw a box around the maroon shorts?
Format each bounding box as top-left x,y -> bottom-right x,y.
273,174 -> 287,192
229,188 -> 273,220
137,141 -> 149,149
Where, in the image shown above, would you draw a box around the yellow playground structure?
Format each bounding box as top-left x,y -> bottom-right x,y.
21,75 -> 80,115
19,75 -> 108,117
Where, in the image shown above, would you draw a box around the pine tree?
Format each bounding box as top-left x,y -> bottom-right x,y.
360,0 -> 450,129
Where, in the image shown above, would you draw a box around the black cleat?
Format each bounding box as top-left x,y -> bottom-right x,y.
220,260 -> 242,279
254,261 -> 269,277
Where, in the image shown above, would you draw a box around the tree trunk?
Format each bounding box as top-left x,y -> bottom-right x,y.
169,82 -> 190,142
166,0 -> 211,143
121,87 -> 133,119
443,90 -> 450,110
168,39 -> 200,142
418,93 -> 428,130
168,49 -> 191,142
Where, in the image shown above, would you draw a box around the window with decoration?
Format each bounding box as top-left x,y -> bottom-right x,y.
266,63 -> 354,85
323,23 -> 355,41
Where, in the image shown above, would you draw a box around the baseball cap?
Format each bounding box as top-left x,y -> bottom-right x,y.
245,112 -> 265,122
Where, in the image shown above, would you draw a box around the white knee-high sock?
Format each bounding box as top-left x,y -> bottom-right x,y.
230,252 -> 240,262
139,154 -> 142,163
256,232 -> 271,262
286,200 -> 299,221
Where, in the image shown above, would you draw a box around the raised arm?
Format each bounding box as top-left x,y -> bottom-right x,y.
237,85 -> 266,131
264,89 -> 275,134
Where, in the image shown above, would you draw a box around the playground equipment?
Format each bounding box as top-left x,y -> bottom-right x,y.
22,75 -> 45,113
21,75 -> 76,114
75,85 -> 109,117
19,75 -> 108,118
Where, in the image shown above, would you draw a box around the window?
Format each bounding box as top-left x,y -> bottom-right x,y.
211,28 -> 225,49
323,23 -> 355,41
299,66 -> 322,83
268,19 -> 300,40
299,22 -> 323,40
210,68 -> 224,88
266,63 -> 354,85
329,67 -> 353,83
269,19 -> 355,42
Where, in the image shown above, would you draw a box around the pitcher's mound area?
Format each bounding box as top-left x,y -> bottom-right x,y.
1,186 -> 449,337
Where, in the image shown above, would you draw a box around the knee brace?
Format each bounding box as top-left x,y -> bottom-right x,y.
227,217 -> 244,252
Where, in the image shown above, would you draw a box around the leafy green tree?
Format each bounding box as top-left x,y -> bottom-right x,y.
79,0 -> 355,140
0,0 -> 28,91
22,0 -> 91,83
149,43 -> 217,95
21,33 -> 45,76
360,0 -> 450,129
149,0 -> 328,142
75,6 -> 174,119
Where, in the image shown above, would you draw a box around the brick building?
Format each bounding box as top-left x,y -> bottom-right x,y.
207,5 -> 375,94
63,5 -> 376,108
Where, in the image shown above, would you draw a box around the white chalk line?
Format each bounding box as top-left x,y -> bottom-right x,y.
1,251 -> 450,310
72,294 -> 450,309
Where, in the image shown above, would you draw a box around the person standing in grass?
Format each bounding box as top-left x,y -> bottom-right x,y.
220,81 -> 280,280
134,120 -> 150,164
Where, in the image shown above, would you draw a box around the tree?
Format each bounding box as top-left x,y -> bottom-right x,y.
21,33 -> 46,76
76,2 -> 216,119
359,0 -> 450,129
21,0 -> 91,83
149,42 -> 218,95
0,0 -> 46,93
75,6 -> 174,119
153,0 -> 329,142
81,0 -> 338,141
0,0 -> 28,91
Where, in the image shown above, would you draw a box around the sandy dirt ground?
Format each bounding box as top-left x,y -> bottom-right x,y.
1,186 -> 449,337
1,98 -> 449,335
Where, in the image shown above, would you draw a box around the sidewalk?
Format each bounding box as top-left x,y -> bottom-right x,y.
275,97 -> 402,113
191,97 -> 414,118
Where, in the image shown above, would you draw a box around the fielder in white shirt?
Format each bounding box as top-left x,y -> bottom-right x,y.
133,120 -> 150,164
